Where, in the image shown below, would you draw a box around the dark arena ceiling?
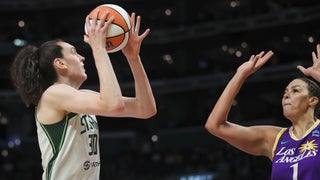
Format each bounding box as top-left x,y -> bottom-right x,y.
1,0 -> 320,133
1,0 -> 320,135
1,0 -> 320,177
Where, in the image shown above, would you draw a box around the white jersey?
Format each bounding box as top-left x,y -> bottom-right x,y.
36,113 -> 100,180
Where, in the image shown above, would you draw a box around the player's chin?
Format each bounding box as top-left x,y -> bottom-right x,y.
282,111 -> 294,121
80,74 -> 88,82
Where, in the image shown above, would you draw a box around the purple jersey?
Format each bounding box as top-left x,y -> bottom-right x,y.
271,120 -> 320,180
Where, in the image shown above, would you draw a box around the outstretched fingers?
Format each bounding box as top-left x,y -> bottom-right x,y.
298,44 -> 320,77
138,28 -> 150,41
129,12 -> 150,41
312,44 -> 320,64
130,13 -> 136,32
256,51 -> 273,67
297,65 -> 308,75
250,51 -> 273,69
134,15 -> 141,34
101,12 -> 113,29
250,51 -> 265,62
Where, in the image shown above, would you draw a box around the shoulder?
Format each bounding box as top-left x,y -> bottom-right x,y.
37,84 -> 74,124
40,84 -> 95,110
252,125 -> 283,136
46,83 -> 75,92
45,84 -> 94,95
263,125 -> 284,142
38,84 -> 77,111
252,125 -> 283,146
251,125 -> 283,158
42,84 -> 77,99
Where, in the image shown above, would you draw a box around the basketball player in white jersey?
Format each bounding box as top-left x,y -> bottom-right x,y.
10,10 -> 156,180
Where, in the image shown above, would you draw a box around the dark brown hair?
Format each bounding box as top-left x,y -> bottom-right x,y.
10,39 -> 63,107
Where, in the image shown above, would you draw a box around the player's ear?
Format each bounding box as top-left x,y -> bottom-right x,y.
53,58 -> 67,72
310,97 -> 319,107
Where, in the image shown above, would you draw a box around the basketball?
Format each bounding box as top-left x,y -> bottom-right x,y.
85,4 -> 131,53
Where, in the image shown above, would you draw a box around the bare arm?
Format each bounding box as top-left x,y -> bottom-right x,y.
84,10 -> 124,113
38,11 -> 155,124
117,13 -> 157,119
82,12 -> 156,118
81,11 -> 157,118
205,51 -> 280,159
37,11 -> 125,123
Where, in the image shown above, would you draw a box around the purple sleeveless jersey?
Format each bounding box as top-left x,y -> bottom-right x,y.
272,120 -> 320,180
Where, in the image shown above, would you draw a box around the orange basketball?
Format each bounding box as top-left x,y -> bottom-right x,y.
85,4 -> 131,53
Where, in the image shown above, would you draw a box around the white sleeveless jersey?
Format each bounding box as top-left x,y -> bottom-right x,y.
36,113 -> 100,180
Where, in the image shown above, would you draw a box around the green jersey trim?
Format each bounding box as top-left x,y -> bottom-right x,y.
38,113 -> 76,180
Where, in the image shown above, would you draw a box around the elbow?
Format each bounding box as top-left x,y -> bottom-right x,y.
136,101 -> 157,119
139,106 -> 157,119
147,107 -> 158,119
204,121 -> 213,133
204,119 -> 219,136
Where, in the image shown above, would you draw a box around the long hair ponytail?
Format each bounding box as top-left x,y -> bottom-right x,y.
10,39 -> 63,107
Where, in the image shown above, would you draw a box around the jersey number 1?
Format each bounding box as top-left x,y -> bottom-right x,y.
290,163 -> 298,180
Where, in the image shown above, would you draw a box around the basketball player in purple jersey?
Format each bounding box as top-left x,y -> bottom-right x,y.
205,45 -> 320,179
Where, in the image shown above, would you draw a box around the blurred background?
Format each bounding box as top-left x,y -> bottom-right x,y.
1,0 -> 320,179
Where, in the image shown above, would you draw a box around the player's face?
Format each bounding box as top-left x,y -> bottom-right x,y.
59,42 -> 87,83
282,79 -> 313,120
